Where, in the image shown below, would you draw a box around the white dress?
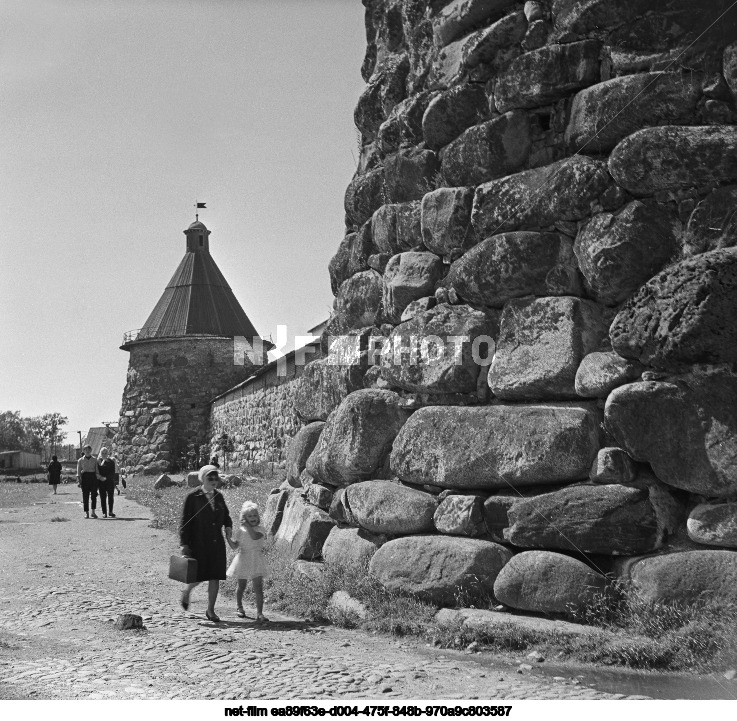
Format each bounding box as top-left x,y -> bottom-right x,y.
227,525 -> 268,580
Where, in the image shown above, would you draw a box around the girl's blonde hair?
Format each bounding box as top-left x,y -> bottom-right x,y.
240,501 -> 259,515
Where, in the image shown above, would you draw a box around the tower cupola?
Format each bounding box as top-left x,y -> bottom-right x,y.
185,219 -> 211,252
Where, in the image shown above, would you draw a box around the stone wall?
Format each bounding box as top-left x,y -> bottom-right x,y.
276,0 -> 737,612
115,336 -> 255,475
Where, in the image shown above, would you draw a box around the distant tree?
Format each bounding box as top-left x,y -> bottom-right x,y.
0,411 -> 27,452
40,413 -> 68,455
23,417 -> 46,454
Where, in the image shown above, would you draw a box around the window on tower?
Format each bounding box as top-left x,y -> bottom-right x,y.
199,235 -> 203,246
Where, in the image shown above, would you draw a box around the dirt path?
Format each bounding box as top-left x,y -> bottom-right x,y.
0,486 -> 627,701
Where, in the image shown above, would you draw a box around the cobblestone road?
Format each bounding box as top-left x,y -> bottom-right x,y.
0,487 -> 628,700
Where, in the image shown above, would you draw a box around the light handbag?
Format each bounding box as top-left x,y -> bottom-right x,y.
168,554 -> 198,584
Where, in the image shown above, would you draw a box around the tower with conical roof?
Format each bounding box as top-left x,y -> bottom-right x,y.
115,217 -> 268,475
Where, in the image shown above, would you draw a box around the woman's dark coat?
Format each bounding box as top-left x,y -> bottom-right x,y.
47,460 -> 62,485
179,488 -> 232,581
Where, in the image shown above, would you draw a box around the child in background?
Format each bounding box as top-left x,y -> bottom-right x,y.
227,501 -> 269,623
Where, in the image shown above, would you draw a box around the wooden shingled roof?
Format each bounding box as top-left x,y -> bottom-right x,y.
135,221 -> 262,341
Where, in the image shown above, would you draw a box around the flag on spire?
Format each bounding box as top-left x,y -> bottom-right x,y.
196,202 -> 206,208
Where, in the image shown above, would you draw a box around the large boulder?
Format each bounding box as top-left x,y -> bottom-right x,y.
494,40 -> 601,113
445,232 -> 581,308
377,91 -> 436,156
493,551 -> 608,613
382,252 -> 445,323
605,373 -> 737,497
354,54 -> 410,140
440,111 -> 532,187
622,550 -> 737,605
505,482 -> 682,555
575,351 -> 644,399
421,186 -> 477,261
609,248 -> 737,370
433,494 -> 487,537
306,389 -> 412,487
573,201 -> 679,306
383,148 -> 440,203
608,126 -> 737,195
325,270 -> 383,337
687,503 -> 737,548
322,526 -> 387,567
371,202 -> 423,255
684,186 -> 737,256
381,303 -> 498,395
566,73 -> 701,154
345,167 -> 385,228
472,156 -> 614,236
489,297 -> 608,400
433,0 -> 519,47
153,474 -> 176,490
345,480 -> 438,535
273,492 -> 336,560
186,472 -> 201,488
264,488 -> 291,536
391,403 -> 601,489
294,357 -> 368,422
422,84 -> 489,151
285,422 -> 325,486
369,535 -> 513,605
329,224 -> 374,295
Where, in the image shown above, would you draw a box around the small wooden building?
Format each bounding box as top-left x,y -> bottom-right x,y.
0,450 -> 42,470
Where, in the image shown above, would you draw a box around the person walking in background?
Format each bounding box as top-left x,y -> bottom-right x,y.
227,501 -> 269,623
210,455 -> 220,469
97,447 -> 116,518
77,444 -> 104,519
179,465 -> 233,622
47,455 -> 62,495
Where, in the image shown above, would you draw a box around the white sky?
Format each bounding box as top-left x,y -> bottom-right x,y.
0,0 -> 365,443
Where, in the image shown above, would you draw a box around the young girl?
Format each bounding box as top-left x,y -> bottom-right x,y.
227,501 -> 268,623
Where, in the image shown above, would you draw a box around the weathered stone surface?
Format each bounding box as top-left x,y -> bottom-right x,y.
610,249 -> 737,370
345,167 -> 385,228
609,126 -> 737,195
446,232 -> 581,308
687,503 -> 737,548
434,494 -> 487,537
489,297 -> 608,400
606,373 -> 737,498
328,590 -> 368,621
430,11 -> 527,87
354,54 -> 410,140
494,551 -> 607,612
326,270 -> 383,337
264,488 -> 291,537
345,480 -> 438,534
273,492 -> 336,560
483,488 -> 567,543
292,560 -> 326,582
441,111 -> 532,187
433,0 -> 519,48
322,526 -> 387,567
294,358 -> 368,423
573,201 -> 679,306
369,535 -> 513,605
684,186 -> 737,256
391,403 -> 601,489
371,201 -> 423,255
506,483 -> 681,555
381,303 -> 499,394
305,483 -> 334,511
153,474 -> 175,490
423,84 -> 489,150
400,296 -> 437,322
307,389 -> 412,488
472,156 -> 614,236
114,614 -> 144,631
383,148 -> 441,203
589,447 -> 637,485
286,422 -> 325,486
377,90 -> 436,156
623,550 -> 737,605
421,186 -> 476,260
494,40 -> 600,112
383,252 -> 445,323
566,73 -> 701,154
575,351 -> 644,398
329,224 -> 375,295
186,472 -> 201,488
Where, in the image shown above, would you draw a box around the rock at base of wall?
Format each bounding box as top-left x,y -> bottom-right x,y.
345,480 -> 438,535
687,503 -> 737,548
589,447 -> 637,485
305,483 -> 334,511
273,492 -> 335,560
369,535 -> 513,606
575,351 -> 643,398
328,590 -> 368,621
264,488 -> 291,537
153,474 -> 175,490
391,403 -> 601,489
307,389 -> 412,488
433,494 -> 487,537
286,422 -> 325,486
493,550 -> 608,613
186,472 -> 201,488
620,550 -> 737,605
506,482 -> 681,555
322,526 -> 387,567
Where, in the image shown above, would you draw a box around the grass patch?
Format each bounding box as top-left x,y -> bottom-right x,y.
49,516 -> 69,522
0,481 -> 51,509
